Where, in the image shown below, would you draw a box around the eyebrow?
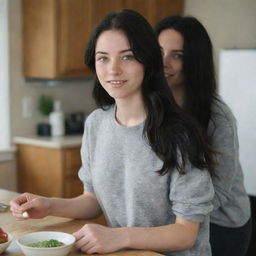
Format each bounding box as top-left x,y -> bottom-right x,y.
160,47 -> 183,53
95,49 -> 133,55
172,49 -> 184,53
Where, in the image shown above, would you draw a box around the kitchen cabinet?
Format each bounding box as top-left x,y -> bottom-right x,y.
16,144 -> 83,198
22,0 -> 183,79
14,136 -> 106,225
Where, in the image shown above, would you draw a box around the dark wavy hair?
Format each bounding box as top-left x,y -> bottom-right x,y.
155,15 -> 218,134
85,9 -> 214,175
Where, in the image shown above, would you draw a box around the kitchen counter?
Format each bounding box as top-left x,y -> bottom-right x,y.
14,137 -> 84,197
13,135 -> 82,149
0,189 -> 162,256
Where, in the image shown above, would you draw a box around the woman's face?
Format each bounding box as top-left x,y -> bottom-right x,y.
158,29 -> 185,90
95,29 -> 145,102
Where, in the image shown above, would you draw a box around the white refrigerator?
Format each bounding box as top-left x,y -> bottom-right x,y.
219,49 -> 256,196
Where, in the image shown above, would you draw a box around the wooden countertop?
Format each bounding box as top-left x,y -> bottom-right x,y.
0,189 -> 162,256
13,135 -> 82,149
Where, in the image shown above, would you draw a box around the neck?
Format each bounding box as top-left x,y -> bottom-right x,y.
115,96 -> 146,127
171,86 -> 184,108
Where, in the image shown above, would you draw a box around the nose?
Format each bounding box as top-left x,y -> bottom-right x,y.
162,54 -> 171,69
109,59 -> 122,75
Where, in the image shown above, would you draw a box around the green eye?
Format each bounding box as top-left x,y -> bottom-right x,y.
173,54 -> 183,60
98,56 -> 108,62
122,55 -> 135,60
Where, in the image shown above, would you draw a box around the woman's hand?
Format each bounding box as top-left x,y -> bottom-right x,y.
73,224 -> 128,254
9,192 -> 51,220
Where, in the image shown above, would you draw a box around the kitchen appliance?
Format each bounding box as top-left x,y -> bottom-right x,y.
65,112 -> 85,135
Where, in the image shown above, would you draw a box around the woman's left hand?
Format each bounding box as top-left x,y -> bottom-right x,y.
72,224 -> 128,254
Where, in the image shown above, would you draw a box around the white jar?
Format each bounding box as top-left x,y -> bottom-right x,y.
49,100 -> 65,136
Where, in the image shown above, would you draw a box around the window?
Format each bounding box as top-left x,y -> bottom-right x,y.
0,0 -> 11,151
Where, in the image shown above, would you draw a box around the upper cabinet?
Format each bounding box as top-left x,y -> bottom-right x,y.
22,0 -> 183,79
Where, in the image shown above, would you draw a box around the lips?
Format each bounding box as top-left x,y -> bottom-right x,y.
108,80 -> 127,87
164,73 -> 173,78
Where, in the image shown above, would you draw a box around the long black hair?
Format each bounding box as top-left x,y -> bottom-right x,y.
155,15 -> 218,134
85,9 -> 214,175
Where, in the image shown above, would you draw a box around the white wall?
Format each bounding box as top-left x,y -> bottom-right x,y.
184,0 -> 256,77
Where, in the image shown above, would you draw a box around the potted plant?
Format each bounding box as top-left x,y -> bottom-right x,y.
37,95 -> 53,136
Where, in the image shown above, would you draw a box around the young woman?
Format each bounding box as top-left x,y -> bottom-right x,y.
155,15 -> 252,256
10,10 -> 215,255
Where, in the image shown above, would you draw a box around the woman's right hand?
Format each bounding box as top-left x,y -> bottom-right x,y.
9,192 -> 51,220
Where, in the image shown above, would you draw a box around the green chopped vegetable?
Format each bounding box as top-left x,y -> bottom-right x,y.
28,239 -> 64,248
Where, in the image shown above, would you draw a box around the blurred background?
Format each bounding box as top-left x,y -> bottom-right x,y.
0,0 -> 255,254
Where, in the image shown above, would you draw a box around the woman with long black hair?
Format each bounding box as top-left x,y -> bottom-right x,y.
10,10 -> 215,255
155,15 -> 252,256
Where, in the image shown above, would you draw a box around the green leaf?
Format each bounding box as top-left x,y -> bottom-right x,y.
38,95 -> 54,116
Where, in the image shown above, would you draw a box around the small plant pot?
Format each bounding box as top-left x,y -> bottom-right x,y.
37,123 -> 51,136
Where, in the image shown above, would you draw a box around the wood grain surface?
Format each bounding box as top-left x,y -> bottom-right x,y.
0,189 -> 162,256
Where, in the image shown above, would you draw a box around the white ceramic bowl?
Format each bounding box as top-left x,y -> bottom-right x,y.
16,231 -> 75,256
0,233 -> 13,254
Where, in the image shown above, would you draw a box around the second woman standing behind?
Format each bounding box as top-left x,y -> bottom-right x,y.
155,15 -> 252,256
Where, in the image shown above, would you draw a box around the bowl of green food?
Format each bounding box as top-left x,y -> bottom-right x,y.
16,231 -> 75,256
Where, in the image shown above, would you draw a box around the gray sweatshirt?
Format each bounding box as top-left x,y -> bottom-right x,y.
209,99 -> 251,227
79,105 -> 214,256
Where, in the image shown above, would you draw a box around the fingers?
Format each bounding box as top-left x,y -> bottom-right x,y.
73,224 -> 107,254
72,228 -> 84,241
10,201 -> 26,219
10,210 -> 29,220
75,235 -> 91,251
10,197 -> 24,212
19,200 -> 34,212
9,203 -> 22,214
81,243 -> 98,254
10,205 -> 30,220
12,212 -> 29,220
9,193 -> 34,220
73,225 -> 95,253
75,235 -> 99,254
10,200 -> 31,213
10,193 -> 30,209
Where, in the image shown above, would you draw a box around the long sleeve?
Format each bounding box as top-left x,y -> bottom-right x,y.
208,100 -> 250,227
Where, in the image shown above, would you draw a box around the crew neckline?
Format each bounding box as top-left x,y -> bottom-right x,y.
110,105 -> 145,130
